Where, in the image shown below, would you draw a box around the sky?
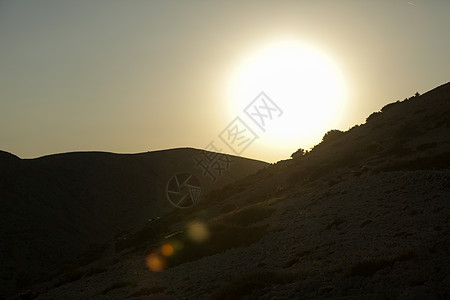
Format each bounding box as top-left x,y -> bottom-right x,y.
1,0 -> 449,163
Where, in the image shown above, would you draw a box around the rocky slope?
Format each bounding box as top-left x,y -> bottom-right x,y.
5,82 -> 450,299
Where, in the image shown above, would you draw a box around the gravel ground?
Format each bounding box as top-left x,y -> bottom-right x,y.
34,169 -> 450,299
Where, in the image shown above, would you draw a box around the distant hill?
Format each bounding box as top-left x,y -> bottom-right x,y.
0,148 -> 267,297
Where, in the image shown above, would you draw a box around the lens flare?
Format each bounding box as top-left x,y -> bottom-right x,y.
171,239 -> 184,251
145,252 -> 167,272
187,221 -> 209,243
161,243 -> 174,257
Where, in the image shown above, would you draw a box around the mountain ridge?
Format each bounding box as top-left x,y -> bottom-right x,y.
0,147 -> 268,297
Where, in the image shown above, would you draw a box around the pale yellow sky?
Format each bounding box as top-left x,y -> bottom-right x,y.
1,0 -> 449,162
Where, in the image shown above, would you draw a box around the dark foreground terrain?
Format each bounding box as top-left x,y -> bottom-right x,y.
2,82 -> 450,299
0,148 -> 267,298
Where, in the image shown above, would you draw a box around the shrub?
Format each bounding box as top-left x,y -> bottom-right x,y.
291,148 -> 307,159
366,111 -> 382,123
322,129 -> 344,143
381,100 -> 401,112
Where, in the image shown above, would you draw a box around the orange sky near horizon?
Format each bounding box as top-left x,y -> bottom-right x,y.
1,0 -> 449,162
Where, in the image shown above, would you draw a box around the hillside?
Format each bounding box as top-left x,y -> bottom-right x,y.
4,82 -> 450,299
0,148 -> 267,298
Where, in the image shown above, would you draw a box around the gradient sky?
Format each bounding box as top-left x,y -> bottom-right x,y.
1,0 -> 449,162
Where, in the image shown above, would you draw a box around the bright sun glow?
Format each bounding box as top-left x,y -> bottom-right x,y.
229,40 -> 347,153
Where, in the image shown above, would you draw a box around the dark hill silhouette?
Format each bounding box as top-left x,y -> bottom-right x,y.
3,82 -> 450,299
0,148 -> 267,297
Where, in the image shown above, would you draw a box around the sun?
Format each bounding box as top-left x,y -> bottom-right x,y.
229,40 -> 347,155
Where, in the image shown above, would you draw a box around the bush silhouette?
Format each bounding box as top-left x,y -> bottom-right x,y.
290,148 -> 307,159
381,100 -> 400,112
366,111 -> 382,123
322,129 -> 344,143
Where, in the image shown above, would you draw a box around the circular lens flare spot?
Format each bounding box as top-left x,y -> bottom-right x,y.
187,221 -> 209,243
145,252 -> 167,272
161,243 -> 174,257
